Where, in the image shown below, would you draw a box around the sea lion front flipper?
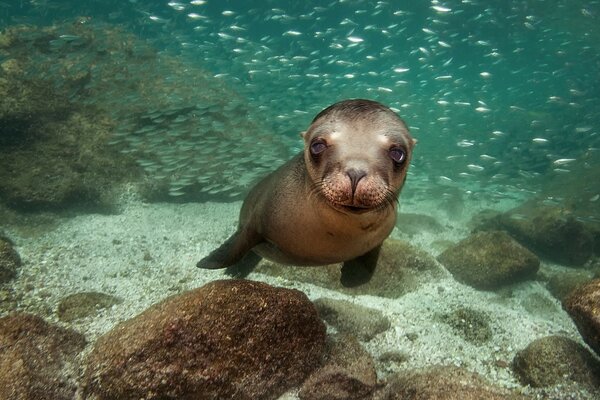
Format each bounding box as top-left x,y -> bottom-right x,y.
340,245 -> 382,287
196,228 -> 262,270
225,251 -> 262,278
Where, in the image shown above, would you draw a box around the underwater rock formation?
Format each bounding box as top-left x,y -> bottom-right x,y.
475,204 -> 595,266
299,334 -> 378,400
437,230 -> 540,290
0,313 -> 86,400
394,212 -> 446,237
546,270 -> 594,304
0,21 -> 290,210
56,291 -> 122,322
82,279 -> 326,400
437,306 -> 492,345
565,279 -> 600,357
0,235 -> 20,283
256,239 -> 445,298
512,335 -> 600,390
374,365 -> 527,400
314,298 -> 391,342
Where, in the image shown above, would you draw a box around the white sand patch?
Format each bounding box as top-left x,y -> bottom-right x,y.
2,197 -> 586,394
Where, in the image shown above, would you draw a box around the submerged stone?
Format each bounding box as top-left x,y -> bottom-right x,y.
374,365 -> 527,400
299,334 -> 378,400
314,297 -> 391,341
565,279 -> 600,357
437,307 -> 492,345
256,239 -> 445,298
0,313 -> 86,400
57,291 -> 122,322
512,335 -> 600,390
475,204 -> 595,266
82,279 -> 326,400
0,236 -> 20,284
437,230 -> 539,290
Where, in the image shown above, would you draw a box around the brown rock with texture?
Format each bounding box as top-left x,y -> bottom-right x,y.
299,335 -> 378,400
374,365 -> 527,400
314,298 -> 390,341
0,313 -> 86,400
257,239 -> 444,298
0,236 -> 21,283
82,279 -> 326,400
512,335 -> 600,389
437,230 -> 539,290
475,204 -> 595,266
565,279 -> 600,357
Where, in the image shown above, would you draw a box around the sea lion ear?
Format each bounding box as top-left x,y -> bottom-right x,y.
300,130 -> 307,139
412,138 -> 418,146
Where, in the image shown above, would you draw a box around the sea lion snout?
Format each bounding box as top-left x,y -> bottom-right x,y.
346,168 -> 367,195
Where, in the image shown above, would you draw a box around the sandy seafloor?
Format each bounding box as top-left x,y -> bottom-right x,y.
4,190 -> 592,398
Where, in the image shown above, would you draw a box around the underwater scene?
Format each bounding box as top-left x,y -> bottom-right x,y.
0,0 -> 599,398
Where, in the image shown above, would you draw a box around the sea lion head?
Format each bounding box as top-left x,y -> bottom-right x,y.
302,99 -> 415,214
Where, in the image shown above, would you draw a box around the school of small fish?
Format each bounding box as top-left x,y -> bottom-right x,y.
0,0 -> 598,202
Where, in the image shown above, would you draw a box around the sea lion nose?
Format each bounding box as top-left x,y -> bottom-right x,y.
347,168 -> 367,195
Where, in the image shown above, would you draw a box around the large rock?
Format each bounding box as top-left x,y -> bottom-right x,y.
512,335 -> 600,389
0,313 -> 86,400
57,291 -> 122,322
82,279 -> 326,400
475,204 -> 595,266
314,298 -> 390,341
374,365 -> 526,400
299,335 -> 378,400
437,231 -> 540,290
565,279 -> 600,356
0,236 -> 20,283
257,239 -> 445,298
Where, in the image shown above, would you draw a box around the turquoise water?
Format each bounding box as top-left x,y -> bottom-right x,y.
2,0 -> 599,207
1,1 -> 600,398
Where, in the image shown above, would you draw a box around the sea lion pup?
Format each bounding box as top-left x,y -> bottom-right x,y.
197,99 -> 415,286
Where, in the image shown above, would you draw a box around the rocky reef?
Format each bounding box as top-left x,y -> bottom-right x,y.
0,21 -> 290,211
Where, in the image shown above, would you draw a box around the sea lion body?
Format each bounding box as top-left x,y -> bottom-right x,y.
197,99 -> 415,286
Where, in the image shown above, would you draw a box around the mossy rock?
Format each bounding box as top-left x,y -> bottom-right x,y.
512,335 -> 600,389
437,307 -> 492,345
314,298 -> 391,341
256,239 -> 445,298
437,231 -> 539,290
375,365 -> 528,400
0,236 -> 20,284
475,204 -> 595,266
57,291 -> 122,322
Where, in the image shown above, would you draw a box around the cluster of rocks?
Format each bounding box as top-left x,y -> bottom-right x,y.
1,252 -> 599,400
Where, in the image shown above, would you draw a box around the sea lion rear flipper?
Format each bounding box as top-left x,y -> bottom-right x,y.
197,228 -> 263,270
340,245 -> 381,287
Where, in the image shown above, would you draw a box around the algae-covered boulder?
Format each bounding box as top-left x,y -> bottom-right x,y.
57,291 -> 122,322
565,279 -> 600,357
437,230 -> 539,290
0,236 -> 20,283
374,365 -> 527,400
475,204 -> 595,266
314,297 -> 391,341
257,239 -> 445,298
512,335 -> 600,389
437,307 -> 492,345
0,313 -> 86,400
82,279 -> 326,400
299,334 -> 378,400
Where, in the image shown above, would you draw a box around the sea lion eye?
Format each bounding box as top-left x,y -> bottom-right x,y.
310,139 -> 327,155
389,147 -> 406,164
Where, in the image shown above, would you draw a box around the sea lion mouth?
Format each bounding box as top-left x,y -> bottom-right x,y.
331,203 -> 374,214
